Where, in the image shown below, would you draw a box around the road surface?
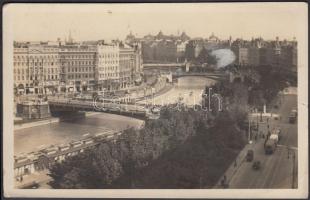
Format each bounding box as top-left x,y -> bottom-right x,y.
138,76 -> 216,106
228,93 -> 297,188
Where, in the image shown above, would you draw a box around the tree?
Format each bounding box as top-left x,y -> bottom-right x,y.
196,47 -> 208,64
206,51 -> 217,66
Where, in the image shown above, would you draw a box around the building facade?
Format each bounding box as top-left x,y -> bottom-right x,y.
96,42 -> 120,91
59,45 -> 97,92
14,45 -> 60,95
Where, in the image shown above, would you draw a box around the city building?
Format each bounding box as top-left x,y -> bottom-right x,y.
96,42 -> 120,91
128,31 -> 190,63
14,45 -> 60,95
59,45 -> 97,92
119,43 -> 135,89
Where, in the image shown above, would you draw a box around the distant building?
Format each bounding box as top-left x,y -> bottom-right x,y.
280,43 -> 297,72
238,47 -> 249,66
248,47 -> 260,66
127,31 -> 190,63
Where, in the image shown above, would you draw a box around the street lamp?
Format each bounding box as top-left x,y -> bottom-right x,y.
248,113 -> 252,144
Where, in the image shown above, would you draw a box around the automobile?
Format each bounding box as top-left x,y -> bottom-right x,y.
291,109 -> 298,117
288,113 -> 296,124
252,161 -> 261,170
246,150 -> 254,162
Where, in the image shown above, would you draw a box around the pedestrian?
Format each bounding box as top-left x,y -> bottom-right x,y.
20,175 -> 23,182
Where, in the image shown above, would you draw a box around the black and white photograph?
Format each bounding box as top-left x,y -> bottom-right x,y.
2,2 -> 308,198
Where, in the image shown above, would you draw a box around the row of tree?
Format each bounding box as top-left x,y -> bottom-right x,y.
49,106 -> 228,188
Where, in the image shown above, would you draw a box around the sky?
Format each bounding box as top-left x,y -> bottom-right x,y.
3,2 -> 308,42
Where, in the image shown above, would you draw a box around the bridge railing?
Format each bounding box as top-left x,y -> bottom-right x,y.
49,99 -> 147,113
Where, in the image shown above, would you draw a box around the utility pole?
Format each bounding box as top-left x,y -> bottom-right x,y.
248,114 -> 251,143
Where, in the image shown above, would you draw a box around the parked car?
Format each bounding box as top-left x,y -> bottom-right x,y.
288,112 -> 296,124
246,150 -> 254,162
252,161 -> 261,170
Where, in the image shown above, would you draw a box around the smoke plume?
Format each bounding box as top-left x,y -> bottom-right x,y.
210,49 -> 236,68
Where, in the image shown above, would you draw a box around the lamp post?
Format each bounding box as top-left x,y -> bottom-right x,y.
248,113 -> 252,144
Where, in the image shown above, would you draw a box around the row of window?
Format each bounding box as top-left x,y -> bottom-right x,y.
14,68 -> 58,74
67,74 -> 94,79
98,60 -> 118,64
14,75 -> 58,81
98,54 -> 118,58
98,66 -> 118,71
98,73 -> 119,78
14,62 -> 57,66
67,67 -> 95,73
14,55 -> 58,59
63,61 -> 95,66
14,54 -> 136,61
60,54 -> 95,59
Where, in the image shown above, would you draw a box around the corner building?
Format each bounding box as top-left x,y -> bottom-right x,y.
14,45 -> 60,95
96,42 -> 120,91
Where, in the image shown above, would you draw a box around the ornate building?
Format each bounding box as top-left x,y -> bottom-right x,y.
14,45 -> 60,95
59,45 -> 97,92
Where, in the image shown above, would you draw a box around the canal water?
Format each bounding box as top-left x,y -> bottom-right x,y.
14,77 -> 216,155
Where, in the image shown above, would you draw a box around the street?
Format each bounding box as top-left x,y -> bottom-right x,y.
138,76 -> 216,106
227,92 -> 297,188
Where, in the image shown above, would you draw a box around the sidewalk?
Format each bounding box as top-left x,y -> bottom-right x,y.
213,142 -> 252,188
213,116 -> 271,188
